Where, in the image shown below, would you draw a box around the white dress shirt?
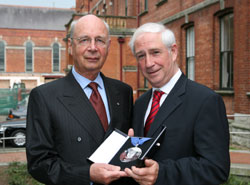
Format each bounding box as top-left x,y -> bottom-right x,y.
144,69 -> 182,124
72,66 -> 111,124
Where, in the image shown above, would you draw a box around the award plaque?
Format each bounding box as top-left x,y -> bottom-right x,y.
88,126 -> 166,169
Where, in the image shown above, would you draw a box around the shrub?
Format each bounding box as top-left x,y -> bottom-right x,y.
222,174 -> 250,185
6,162 -> 43,185
4,162 -> 250,185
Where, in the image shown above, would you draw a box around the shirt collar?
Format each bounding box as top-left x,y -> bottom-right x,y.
153,68 -> 182,94
72,66 -> 104,90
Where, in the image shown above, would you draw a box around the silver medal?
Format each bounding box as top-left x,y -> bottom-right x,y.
120,146 -> 142,162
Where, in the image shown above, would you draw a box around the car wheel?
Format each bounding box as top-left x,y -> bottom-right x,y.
10,129 -> 26,147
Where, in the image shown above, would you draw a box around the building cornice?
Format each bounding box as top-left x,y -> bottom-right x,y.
160,0 -> 220,24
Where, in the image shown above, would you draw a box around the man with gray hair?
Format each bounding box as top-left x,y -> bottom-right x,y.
125,22 -> 230,185
26,14 -> 133,185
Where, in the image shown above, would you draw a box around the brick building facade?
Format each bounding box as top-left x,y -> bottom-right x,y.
0,1 -> 249,116
0,5 -> 74,89
65,0 -> 249,116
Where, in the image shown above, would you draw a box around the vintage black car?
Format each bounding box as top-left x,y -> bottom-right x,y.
0,118 -> 26,147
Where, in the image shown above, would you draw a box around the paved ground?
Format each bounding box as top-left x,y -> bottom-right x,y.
230,150 -> 250,165
0,149 -> 26,165
0,148 -> 250,178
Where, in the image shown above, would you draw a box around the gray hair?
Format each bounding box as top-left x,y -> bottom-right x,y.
69,20 -> 77,39
129,22 -> 176,55
69,16 -> 110,39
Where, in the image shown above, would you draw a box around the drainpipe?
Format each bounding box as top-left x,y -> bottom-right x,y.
88,0 -> 90,13
118,36 -> 125,82
137,0 -> 140,27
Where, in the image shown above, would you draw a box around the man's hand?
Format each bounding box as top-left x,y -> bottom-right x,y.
90,163 -> 127,184
125,159 -> 159,185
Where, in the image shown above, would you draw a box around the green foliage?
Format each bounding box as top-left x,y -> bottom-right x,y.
222,174 -> 250,185
6,162 -> 43,185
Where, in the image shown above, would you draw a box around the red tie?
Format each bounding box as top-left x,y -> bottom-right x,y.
88,82 -> 108,131
144,90 -> 164,136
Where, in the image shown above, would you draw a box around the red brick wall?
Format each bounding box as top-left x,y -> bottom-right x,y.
6,49 -> 25,72
34,50 -> 52,73
72,0 -> 250,114
102,37 -> 136,84
133,0 -> 249,114
103,37 -> 121,79
233,0 -> 250,114
1,28 -> 67,74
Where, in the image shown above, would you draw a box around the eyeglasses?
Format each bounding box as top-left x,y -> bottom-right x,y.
71,36 -> 107,47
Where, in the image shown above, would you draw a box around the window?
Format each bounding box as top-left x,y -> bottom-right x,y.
53,43 -> 60,72
0,41 -> 5,72
139,0 -> 148,15
220,13 -> 234,89
125,0 -> 128,16
186,26 -> 195,81
26,42 -> 33,72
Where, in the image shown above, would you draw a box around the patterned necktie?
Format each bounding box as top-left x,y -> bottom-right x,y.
144,90 -> 164,136
88,82 -> 108,131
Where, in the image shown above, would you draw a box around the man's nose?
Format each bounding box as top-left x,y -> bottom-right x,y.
88,39 -> 97,51
145,55 -> 154,67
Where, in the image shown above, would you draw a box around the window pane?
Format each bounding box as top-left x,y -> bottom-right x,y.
53,43 -> 60,72
0,41 -> 5,71
186,26 -> 195,80
187,27 -> 195,57
221,53 -> 228,87
26,42 -> 33,72
187,57 -> 195,81
221,52 -> 233,88
125,0 -> 128,16
139,0 -> 148,13
220,13 -> 233,89
221,14 -> 234,51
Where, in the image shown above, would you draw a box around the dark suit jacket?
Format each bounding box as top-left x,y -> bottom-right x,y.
26,71 -> 133,185
132,74 -> 230,185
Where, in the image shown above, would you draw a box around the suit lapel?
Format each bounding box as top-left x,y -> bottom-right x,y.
134,90 -> 152,136
57,71 -> 105,145
101,74 -> 122,137
147,74 -> 187,136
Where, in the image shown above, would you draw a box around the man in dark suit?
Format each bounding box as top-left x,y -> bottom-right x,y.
26,15 -> 133,185
125,23 -> 230,185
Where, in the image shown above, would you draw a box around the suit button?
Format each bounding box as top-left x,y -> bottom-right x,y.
77,137 -> 82,142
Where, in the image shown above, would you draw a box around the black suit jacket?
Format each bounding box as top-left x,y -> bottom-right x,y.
132,74 -> 230,185
26,71 -> 133,185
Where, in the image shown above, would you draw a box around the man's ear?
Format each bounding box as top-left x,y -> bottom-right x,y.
171,44 -> 178,62
107,39 -> 111,51
68,38 -> 73,55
